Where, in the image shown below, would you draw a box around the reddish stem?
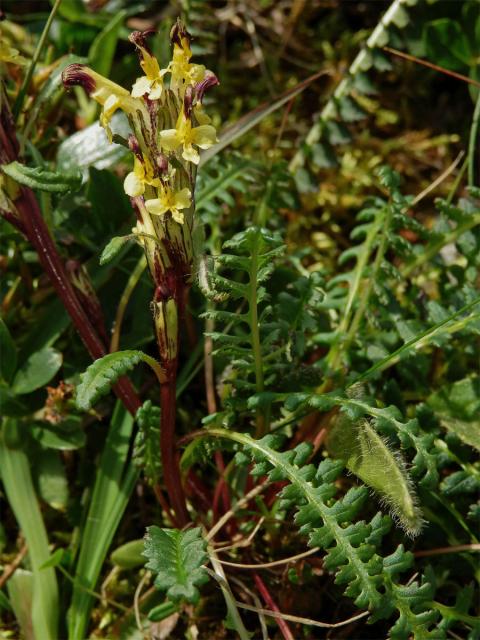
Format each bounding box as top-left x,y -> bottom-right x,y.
160,378 -> 189,526
253,574 -> 295,640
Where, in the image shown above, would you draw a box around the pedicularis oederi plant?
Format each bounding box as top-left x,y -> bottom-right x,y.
63,24 -> 219,525
1,3 -> 479,638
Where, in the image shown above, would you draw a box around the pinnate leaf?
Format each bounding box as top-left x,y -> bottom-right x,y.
2,161 -> 81,193
76,350 -> 158,411
143,526 -> 208,604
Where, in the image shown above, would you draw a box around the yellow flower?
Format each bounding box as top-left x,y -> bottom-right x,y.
159,109 -> 217,164
145,185 -> 191,224
62,64 -> 144,141
131,46 -> 166,100
0,41 -> 27,65
169,38 -> 205,92
123,156 -> 160,198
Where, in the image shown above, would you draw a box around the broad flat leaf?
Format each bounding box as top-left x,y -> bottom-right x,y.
0,317 -> 17,383
56,112 -> 130,175
327,413 -> 423,536
12,347 -> 62,395
144,526 -> 208,604
2,162 -> 82,194
424,19 -> 472,71
35,450 -> 69,511
76,350 -> 160,411
32,418 -> 86,450
111,539 -> 144,569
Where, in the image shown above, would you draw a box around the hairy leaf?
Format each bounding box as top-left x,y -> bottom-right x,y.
2,161 -> 82,193
144,526 -> 208,604
76,350 -> 160,411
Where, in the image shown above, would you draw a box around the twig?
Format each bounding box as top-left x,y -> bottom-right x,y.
468,92 -> 480,187
110,255 -> 146,353
215,517 -> 265,552
206,480 -> 269,542
230,575 -> 268,640
0,543 -> 28,589
411,151 -> 465,205
219,546 -> 320,569
133,571 -> 151,634
383,47 -> 480,89
414,543 -> 480,558
234,601 -> 370,630
253,573 -> 295,640
207,550 -> 250,640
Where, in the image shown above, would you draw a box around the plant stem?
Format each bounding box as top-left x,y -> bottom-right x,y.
1,95 -> 142,417
110,255 -> 146,352
468,92 -> 480,187
250,230 -> 266,437
350,295 -> 480,386
12,0 -> 63,120
15,188 -> 141,415
160,378 -> 189,526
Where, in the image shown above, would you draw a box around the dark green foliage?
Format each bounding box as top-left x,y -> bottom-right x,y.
143,526 -> 208,604
134,401 -> 162,486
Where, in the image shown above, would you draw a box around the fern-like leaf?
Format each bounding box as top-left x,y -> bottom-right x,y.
76,350 -> 161,411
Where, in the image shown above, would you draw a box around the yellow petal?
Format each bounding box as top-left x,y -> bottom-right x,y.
131,75 -> 151,97
141,51 -> 161,82
182,144 -> 200,165
174,188 -> 192,210
124,171 -> 144,198
171,209 -> 185,224
194,106 -> 211,125
145,198 -> 168,216
159,129 -> 181,152
191,124 -> 217,149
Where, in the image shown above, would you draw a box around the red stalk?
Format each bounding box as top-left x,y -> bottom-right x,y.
16,188 -> 141,415
160,378 -> 189,526
253,574 -> 295,640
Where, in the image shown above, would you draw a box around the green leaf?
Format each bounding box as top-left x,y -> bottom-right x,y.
0,590 -> 12,612
423,19 -> 472,71
327,414 -> 423,536
110,539 -> 144,569
144,526 -> 209,604
147,601 -> 179,622
0,317 -> 17,384
32,419 -> 86,451
428,377 -> 480,451
12,347 -> 62,395
100,235 -> 134,265
67,403 -> 138,640
35,449 -> 69,511
89,11 -> 125,78
2,161 -> 82,194
76,350 -> 161,411
56,112 -> 130,175
40,548 -> 65,570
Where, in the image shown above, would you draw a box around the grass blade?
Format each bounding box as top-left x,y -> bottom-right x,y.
67,402 -> 139,640
0,420 -> 59,640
